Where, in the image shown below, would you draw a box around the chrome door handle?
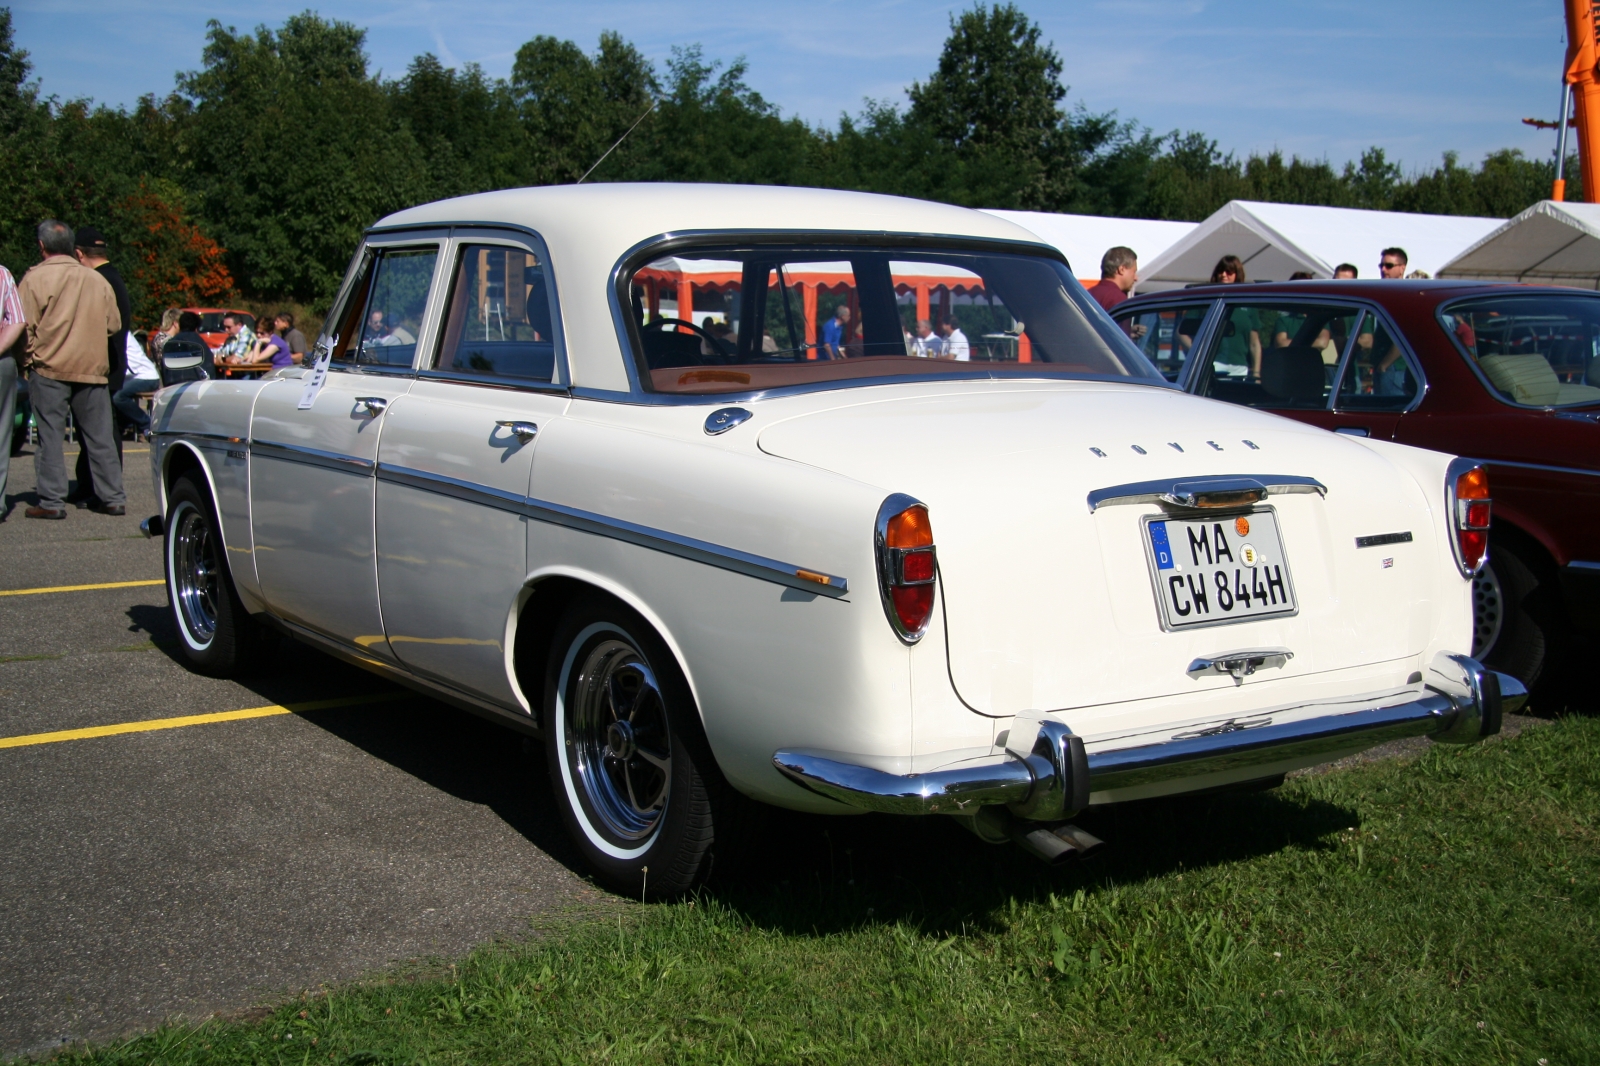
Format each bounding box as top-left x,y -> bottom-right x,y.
355,396 -> 388,416
495,420 -> 539,443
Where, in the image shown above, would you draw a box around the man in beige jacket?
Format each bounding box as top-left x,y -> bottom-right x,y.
18,219 -> 125,518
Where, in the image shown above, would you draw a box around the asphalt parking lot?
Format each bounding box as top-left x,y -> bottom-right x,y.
0,444 -> 589,1059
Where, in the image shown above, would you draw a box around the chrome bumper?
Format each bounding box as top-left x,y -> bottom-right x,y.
772,654 -> 1525,820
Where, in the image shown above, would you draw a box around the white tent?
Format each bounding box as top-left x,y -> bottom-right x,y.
1135,200 -> 1504,293
981,209 -> 1197,283
1437,200 -> 1600,289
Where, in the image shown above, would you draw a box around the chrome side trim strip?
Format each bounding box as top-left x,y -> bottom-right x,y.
375,463 -> 849,597
250,439 -> 376,475
1087,474 -> 1327,512
154,430 -> 241,446
1484,457 -> 1600,479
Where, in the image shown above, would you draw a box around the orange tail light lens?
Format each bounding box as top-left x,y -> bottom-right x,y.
876,497 -> 936,643
1449,462 -> 1491,576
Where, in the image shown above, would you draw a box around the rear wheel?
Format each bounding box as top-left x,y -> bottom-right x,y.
1475,544 -> 1553,692
164,473 -> 266,676
543,593 -> 747,897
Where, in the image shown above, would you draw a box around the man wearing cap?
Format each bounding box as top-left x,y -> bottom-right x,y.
69,225 -> 131,508
17,219 -> 124,519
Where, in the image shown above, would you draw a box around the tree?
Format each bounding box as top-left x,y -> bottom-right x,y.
510,32 -> 656,185
176,14 -> 431,302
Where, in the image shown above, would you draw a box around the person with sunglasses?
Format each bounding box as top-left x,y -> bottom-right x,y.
1379,247 -> 1408,279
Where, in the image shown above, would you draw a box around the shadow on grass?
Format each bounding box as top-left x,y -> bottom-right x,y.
703,785 -> 1357,939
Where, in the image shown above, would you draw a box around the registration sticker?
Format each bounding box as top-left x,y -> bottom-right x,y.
297,336 -> 336,410
1143,509 -> 1298,631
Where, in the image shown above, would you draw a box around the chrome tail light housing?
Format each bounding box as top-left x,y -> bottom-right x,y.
1446,458 -> 1491,576
875,494 -> 936,643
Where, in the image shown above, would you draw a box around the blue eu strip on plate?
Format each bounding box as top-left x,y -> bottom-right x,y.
1149,520 -> 1175,570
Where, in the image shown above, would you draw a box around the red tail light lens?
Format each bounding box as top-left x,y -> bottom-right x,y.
876,496 -> 936,642
1449,462 -> 1490,576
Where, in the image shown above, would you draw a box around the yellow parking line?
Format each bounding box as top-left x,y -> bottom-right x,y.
0,692 -> 408,750
0,579 -> 164,598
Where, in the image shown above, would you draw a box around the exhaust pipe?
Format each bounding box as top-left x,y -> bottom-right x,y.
1009,822 -> 1106,866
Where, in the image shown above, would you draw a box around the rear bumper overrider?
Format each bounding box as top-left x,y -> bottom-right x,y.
772,653 -> 1524,821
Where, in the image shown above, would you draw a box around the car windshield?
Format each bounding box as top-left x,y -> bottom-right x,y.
622,243 -> 1162,394
1441,294 -> 1600,408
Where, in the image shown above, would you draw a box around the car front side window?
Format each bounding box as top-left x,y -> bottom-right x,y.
323,245 -> 440,370
1114,303 -> 1213,382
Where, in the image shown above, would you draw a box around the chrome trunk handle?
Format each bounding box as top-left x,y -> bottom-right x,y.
1187,647 -> 1293,683
495,419 -> 539,443
354,396 -> 388,416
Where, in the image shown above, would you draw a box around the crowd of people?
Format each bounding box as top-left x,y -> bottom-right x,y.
0,219 -> 310,522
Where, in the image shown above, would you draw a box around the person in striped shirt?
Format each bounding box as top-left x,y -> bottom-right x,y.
0,262 -> 25,520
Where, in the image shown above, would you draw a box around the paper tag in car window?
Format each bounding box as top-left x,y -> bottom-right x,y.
297,337 -> 335,409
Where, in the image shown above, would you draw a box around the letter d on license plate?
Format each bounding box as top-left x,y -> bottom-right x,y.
1143,510 -> 1297,630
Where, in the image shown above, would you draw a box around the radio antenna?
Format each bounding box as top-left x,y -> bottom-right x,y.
577,100 -> 657,184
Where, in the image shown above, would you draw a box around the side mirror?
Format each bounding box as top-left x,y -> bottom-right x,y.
163,351 -> 204,371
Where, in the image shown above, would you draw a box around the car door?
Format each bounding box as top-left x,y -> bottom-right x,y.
374,233 -> 569,711
249,235 -> 444,654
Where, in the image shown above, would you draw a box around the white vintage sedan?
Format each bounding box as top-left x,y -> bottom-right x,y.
146,184 -> 1519,893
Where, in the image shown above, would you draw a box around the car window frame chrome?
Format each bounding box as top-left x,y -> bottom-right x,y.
602,228 -> 1171,405
1434,291 -> 1600,413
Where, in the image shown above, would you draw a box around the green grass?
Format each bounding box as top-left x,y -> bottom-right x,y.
50,718 -> 1600,1065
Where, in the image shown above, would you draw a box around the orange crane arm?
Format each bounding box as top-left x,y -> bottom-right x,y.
1565,0 -> 1600,201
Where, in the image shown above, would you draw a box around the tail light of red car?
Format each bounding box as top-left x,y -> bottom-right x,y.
876,495 -> 936,642
1446,459 -> 1491,576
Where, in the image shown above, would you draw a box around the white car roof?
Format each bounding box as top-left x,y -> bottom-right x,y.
373,184 -> 1051,392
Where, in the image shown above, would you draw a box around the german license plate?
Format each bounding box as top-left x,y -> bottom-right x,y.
1143,510 -> 1297,630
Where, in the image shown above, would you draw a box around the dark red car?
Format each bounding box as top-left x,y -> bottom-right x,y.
1113,279 -> 1600,692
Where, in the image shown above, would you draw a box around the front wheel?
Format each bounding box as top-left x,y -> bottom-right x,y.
164,473 -> 266,676
544,593 -> 744,897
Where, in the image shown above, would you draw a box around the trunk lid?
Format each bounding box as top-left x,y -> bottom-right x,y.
757,383 -> 1441,723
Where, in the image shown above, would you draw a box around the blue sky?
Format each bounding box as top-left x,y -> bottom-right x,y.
12,0 -> 1567,174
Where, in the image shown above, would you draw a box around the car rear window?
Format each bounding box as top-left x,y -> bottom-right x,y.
620,243 -> 1162,394
1442,294 -> 1600,407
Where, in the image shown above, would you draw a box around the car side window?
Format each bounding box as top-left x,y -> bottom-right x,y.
433,244 -> 558,383
1115,303 -> 1211,382
1195,302 -> 1359,410
325,246 -> 438,369
1335,311 -> 1420,411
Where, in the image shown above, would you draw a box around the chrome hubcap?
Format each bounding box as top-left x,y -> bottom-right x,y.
568,638 -> 671,843
1472,561 -> 1504,659
172,503 -> 219,647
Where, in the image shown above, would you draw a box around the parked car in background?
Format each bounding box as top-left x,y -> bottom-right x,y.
1114,279 -> 1600,692
144,186 -> 1515,894
175,307 -> 255,351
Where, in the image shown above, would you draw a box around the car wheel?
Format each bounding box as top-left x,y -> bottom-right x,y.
544,593 -> 744,897
164,473 -> 265,676
1476,544 -> 1551,691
